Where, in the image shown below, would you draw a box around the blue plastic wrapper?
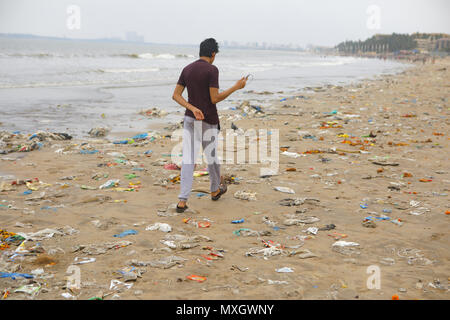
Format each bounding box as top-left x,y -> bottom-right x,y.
113,229 -> 138,238
80,150 -> 99,154
0,272 -> 34,280
196,193 -> 207,197
113,140 -> 129,145
132,133 -> 148,140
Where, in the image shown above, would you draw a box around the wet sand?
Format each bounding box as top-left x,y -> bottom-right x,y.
0,58 -> 449,300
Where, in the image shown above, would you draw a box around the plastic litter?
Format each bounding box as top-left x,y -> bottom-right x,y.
186,275 -> 207,282
0,272 -> 34,279
145,223 -> 172,233
15,284 -> 41,296
276,267 -> 294,273
274,186 -> 295,194
99,179 -> 120,189
73,257 -> 96,265
113,230 -> 138,238
234,190 -> 257,201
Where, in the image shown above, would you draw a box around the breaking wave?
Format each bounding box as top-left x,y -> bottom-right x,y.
0,52 -> 195,60
120,53 -> 195,59
97,67 -> 160,73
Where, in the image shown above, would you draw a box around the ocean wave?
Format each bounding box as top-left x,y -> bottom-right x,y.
118,53 -> 194,59
0,78 -> 154,89
0,52 -> 194,60
97,67 -> 160,73
246,63 -> 274,67
0,52 -> 59,58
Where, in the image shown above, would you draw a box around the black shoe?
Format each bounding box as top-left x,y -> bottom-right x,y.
211,184 -> 227,201
176,203 -> 188,213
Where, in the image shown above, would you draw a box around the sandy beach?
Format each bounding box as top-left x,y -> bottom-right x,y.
0,58 -> 449,300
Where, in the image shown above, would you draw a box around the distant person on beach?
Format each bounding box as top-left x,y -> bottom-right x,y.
172,38 -> 247,212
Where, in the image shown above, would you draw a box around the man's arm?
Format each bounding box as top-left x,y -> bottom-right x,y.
210,77 -> 247,104
172,84 -> 204,120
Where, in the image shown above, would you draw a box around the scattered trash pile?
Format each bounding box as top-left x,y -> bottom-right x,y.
138,107 -> 168,118
0,124 -> 229,300
88,127 -> 110,138
0,131 -> 72,154
0,61 -> 448,300
226,100 -> 266,123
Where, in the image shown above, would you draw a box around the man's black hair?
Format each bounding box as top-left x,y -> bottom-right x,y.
199,38 -> 219,57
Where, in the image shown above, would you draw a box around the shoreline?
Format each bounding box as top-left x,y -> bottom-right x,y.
0,52 -> 411,138
0,58 -> 449,300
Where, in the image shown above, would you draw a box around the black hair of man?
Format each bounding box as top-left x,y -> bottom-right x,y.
199,38 -> 219,57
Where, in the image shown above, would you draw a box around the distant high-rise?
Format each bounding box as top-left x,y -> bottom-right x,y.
125,31 -> 144,43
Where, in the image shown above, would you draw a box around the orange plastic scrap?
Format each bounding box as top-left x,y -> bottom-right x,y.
341,139 -> 374,148
197,221 -> 211,228
1,229 -> 17,251
328,232 -> 348,240
0,229 -> 16,239
261,239 -> 271,248
2,290 -> 9,300
341,140 -> 353,145
388,142 -> 409,147
392,294 -> 400,300
410,139 -> 432,143
303,149 -> 324,154
106,162 -> 118,167
209,251 -> 224,258
433,132 -> 444,136
170,175 -> 180,184
320,122 -> 343,129
112,242 -> 131,250
186,275 -> 207,283
183,218 -> 211,228
403,172 -> 413,178
445,211 -> 450,215
261,239 -> 284,249
419,179 -> 432,182
182,218 -> 191,224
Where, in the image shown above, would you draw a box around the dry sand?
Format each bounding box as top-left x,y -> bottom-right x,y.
0,58 -> 449,300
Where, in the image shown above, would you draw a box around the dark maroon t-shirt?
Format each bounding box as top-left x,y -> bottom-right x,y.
177,59 -> 219,125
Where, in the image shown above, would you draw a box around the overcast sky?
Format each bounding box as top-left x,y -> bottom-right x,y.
0,0 -> 449,46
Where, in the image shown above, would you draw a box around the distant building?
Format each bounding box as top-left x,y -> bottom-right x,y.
125,31 -> 144,43
436,38 -> 450,51
414,33 -> 450,53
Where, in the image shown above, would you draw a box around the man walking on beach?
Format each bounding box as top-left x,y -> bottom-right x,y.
172,38 -> 247,212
